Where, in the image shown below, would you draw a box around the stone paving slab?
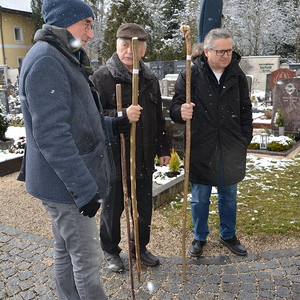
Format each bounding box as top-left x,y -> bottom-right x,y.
0,224 -> 299,300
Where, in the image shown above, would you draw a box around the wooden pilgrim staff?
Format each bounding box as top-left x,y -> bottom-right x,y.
116,84 -> 136,299
180,24 -> 192,282
130,37 -> 141,282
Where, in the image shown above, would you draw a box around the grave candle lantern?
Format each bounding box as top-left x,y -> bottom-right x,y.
260,132 -> 269,150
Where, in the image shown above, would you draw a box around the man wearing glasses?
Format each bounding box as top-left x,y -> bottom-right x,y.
17,0 -> 131,298
170,28 -> 253,258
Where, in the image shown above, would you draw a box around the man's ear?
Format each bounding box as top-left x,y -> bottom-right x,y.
203,48 -> 209,58
142,44 -> 147,57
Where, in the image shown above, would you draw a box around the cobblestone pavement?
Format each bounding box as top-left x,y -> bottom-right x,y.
0,224 -> 300,300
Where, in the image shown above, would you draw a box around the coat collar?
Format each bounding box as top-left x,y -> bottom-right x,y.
194,51 -> 243,76
34,25 -> 94,77
106,52 -> 155,82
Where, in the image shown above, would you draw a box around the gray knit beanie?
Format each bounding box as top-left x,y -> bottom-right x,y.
42,0 -> 94,28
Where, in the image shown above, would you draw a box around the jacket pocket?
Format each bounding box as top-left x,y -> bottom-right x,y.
148,93 -> 158,105
81,140 -> 115,199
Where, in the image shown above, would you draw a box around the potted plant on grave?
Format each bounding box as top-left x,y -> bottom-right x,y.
262,100 -> 272,119
166,147 -> 182,177
274,108 -> 285,136
264,109 -> 273,119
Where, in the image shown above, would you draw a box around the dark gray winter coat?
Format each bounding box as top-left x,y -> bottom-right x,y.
170,52 -> 253,186
91,53 -> 170,180
18,27 -> 115,208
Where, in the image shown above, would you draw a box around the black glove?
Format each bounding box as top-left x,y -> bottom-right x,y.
79,193 -> 101,218
112,116 -> 130,135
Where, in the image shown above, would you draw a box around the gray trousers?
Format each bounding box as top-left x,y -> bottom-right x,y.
42,201 -> 107,300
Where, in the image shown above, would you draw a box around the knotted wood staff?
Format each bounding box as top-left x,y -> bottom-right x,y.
180,24 -> 192,282
116,84 -> 135,300
130,37 -> 141,282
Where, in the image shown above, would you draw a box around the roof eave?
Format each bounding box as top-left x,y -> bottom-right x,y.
0,7 -> 32,17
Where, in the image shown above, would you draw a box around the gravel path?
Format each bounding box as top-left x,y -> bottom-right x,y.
1,171 -> 299,258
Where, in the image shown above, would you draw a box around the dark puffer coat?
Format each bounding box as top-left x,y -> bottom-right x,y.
170,52 -> 253,186
91,53 -> 170,180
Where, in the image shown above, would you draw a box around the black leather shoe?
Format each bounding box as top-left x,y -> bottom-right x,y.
103,252 -> 125,272
219,236 -> 247,256
132,249 -> 160,267
189,239 -> 206,257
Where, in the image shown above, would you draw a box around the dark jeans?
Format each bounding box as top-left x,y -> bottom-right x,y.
100,177 -> 153,254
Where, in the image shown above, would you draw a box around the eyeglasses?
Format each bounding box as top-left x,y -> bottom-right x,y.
210,49 -> 233,56
81,20 -> 94,31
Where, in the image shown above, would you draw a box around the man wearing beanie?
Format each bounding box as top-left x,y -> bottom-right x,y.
18,0 -> 129,298
91,23 -> 170,273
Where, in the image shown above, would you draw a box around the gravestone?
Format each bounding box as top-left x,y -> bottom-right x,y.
160,74 -> 178,97
288,63 -> 300,73
269,68 -> 296,89
148,61 -> 176,80
246,75 -> 252,96
0,87 -> 9,114
269,68 -> 296,106
240,56 -> 280,91
174,61 -> 186,74
271,77 -> 300,134
265,74 -> 272,103
161,95 -> 185,157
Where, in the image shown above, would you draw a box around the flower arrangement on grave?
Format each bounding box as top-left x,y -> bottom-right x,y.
8,114 -> 24,126
0,104 -> 11,141
9,136 -> 26,154
260,100 -> 273,118
274,108 -> 285,127
261,100 -> 272,110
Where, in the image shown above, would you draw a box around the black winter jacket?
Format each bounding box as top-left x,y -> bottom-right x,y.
91,53 -> 170,180
170,52 -> 253,186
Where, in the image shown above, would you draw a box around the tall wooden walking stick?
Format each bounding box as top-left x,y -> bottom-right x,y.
130,37 -> 141,282
116,84 -> 136,300
180,24 -> 192,282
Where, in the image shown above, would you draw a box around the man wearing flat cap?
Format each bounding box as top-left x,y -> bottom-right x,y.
17,0 -> 132,298
91,23 -> 170,272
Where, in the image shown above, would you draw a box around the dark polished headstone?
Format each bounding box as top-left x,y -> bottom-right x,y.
271,78 -> 300,134
265,74 -> 272,103
162,97 -> 185,157
246,76 -> 252,96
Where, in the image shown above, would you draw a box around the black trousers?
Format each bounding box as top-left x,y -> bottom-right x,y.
100,177 -> 153,254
